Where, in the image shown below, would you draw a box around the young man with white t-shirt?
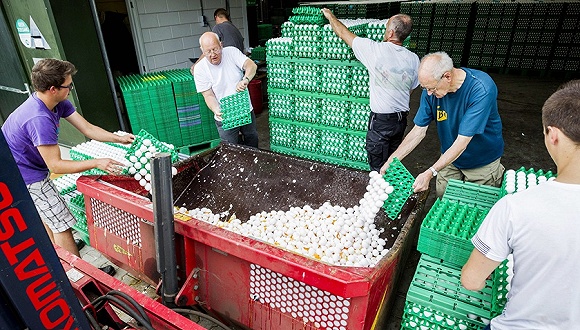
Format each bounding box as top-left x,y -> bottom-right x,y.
321,9 -> 420,172
461,81 -> 580,329
193,32 -> 258,147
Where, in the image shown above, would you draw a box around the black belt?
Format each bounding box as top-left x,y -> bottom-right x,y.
372,111 -> 408,119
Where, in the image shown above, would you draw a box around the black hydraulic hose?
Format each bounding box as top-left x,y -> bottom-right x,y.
84,309 -> 102,330
172,308 -> 234,330
91,295 -> 154,330
106,290 -> 152,325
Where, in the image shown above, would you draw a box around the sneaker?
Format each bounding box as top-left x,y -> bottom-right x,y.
99,265 -> 116,276
75,238 -> 86,251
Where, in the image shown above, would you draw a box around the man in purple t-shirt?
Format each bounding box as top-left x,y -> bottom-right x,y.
1,59 -> 134,263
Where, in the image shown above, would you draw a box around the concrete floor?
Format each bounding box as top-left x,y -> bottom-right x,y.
80,71 -> 570,329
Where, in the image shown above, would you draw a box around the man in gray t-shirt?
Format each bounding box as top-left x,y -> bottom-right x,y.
213,8 -> 244,52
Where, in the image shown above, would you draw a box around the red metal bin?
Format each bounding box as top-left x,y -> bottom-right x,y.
77,144 -> 427,330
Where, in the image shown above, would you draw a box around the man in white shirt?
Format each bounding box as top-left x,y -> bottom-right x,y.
461,81 -> 580,330
322,8 -> 419,171
193,32 -> 258,147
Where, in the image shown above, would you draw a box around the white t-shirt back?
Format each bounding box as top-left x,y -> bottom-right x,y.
472,181 -> 580,329
352,37 -> 419,114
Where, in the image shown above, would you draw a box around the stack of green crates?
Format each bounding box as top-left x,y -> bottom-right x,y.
381,158 -> 415,220
401,255 -> 508,330
250,46 -> 266,61
163,69 -> 205,146
402,179 -> 510,329
417,179 -> 501,266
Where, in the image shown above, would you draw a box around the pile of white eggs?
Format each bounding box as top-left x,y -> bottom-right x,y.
176,171 -> 395,267
504,169 -> 553,194
126,139 -> 178,193
71,140 -> 131,167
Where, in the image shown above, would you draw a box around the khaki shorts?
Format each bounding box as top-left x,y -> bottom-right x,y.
27,176 -> 76,233
436,158 -> 505,197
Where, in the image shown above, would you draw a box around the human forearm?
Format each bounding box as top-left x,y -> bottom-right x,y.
429,135 -> 471,173
321,8 -> 356,47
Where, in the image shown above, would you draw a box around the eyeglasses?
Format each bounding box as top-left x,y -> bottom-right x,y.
203,48 -> 222,56
421,74 -> 445,93
58,83 -> 74,90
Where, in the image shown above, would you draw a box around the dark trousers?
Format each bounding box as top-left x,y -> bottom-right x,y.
366,111 -> 408,172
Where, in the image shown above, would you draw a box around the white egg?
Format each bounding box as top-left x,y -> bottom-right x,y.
142,139 -> 151,146
134,173 -> 142,181
134,162 -> 142,169
140,156 -> 148,164
172,167 -> 178,176
145,183 -> 151,191
135,150 -> 143,158
128,167 -> 137,175
129,155 -> 138,163
139,168 -> 147,176
145,173 -> 151,181
385,186 -> 394,194
139,178 -> 147,187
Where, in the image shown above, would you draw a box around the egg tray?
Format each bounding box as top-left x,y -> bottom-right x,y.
406,254 -> 501,325
125,129 -> 179,167
381,158 -> 415,221
417,199 -> 490,267
220,89 -> 253,130
499,166 -> 556,198
401,300 -> 486,330
442,179 -> 501,210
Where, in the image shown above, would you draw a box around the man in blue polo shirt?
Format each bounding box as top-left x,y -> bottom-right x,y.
380,51 -> 504,197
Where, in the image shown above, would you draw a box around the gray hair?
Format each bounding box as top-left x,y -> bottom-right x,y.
199,32 -> 220,52
420,51 -> 454,80
388,14 -> 413,42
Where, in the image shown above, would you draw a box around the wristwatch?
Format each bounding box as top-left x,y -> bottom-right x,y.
429,166 -> 438,177
243,76 -> 250,83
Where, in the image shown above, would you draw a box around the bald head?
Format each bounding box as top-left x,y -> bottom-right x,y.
199,32 -> 223,65
387,14 -> 413,42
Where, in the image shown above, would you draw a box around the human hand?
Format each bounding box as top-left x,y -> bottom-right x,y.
379,158 -> 394,175
116,133 -> 135,145
96,158 -> 125,175
214,109 -> 223,122
236,79 -> 249,92
412,170 -> 433,193
321,8 -> 334,20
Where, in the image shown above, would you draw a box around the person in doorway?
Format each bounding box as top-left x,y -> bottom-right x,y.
193,32 -> 258,147
461,81 -> 580,329
213,8 -> 245,53
1,58 -> 134,275
321,8 -> 420,172
379,51 -> 504,197
190,8 -> 245,76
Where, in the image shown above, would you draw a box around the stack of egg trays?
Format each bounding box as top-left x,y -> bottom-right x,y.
381,158 -> 415,220
54,173 -> 83,196
289,6 -> 328,25
443,179 -> 501,210
124,129 -> 179,168
498,166 -> 556,198
417,198 -> 490,267
402,254 -> 508,330
219,89 -> 252,130
64,191 -> 89,245
267,90 -> 294,120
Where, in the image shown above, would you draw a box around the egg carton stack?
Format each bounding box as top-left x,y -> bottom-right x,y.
176,170 -> 397,268
125,130 -> 179,193
499,167 -> 556,197
401,254 -> 510,330
417,179 -> 501,267
66,191 -> 90,245
403,180 -> 510,330
267,91 -> 294,120
417,198 -> 490,267
69,140 -> 132,174
219,89 -> 252,130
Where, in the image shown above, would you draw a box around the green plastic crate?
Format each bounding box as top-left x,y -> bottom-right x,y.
220,89 -> 252,130
382,158 -> 415,221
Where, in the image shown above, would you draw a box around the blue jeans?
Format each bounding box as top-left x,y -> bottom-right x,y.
215,111 -> 259,147
483,324 -> 491,330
